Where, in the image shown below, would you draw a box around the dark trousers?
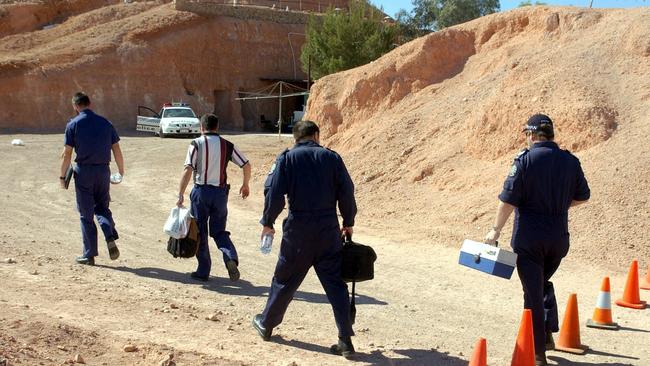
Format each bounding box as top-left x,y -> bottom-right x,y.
261,215 -> 354,338
190,185 -> 238,277
514,238 -> 568,354
74,165 -> 118,258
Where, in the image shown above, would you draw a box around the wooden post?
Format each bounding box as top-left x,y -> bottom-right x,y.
278,82 -> 283,139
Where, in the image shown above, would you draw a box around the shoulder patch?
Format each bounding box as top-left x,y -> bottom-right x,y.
508,164 -> 518,177
513,148 -> 528,162
269,149 -> 290,175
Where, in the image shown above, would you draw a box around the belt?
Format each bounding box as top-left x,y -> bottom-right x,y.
288,208 -> 337,217
194,183 -> 230,189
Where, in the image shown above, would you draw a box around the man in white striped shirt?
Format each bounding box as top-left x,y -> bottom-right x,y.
176,114 -> 251,282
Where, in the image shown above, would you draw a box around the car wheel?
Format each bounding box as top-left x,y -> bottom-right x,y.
159,127 -> 166,138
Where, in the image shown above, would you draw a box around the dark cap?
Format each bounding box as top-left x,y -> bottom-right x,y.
523,114 -> 554,136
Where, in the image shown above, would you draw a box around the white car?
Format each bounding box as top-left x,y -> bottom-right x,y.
136,103 -> 201,138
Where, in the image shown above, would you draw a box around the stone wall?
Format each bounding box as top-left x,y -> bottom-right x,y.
176,0 -> 348,19
176,0 -> 311,24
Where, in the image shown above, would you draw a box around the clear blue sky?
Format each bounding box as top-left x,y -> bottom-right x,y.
374,0 -> 648,18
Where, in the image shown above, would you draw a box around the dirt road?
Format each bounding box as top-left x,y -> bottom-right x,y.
1,133 -> 648,365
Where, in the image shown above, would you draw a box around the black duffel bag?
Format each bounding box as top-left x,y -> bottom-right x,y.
167,217 -> 199,258
341,233 -> 377,324
341,234 -> 377,282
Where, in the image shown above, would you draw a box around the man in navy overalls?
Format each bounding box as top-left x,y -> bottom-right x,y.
176,114 -> 251,282
484,114 -> 590,366
252,120 -> 357,358
60,92 -> 125,265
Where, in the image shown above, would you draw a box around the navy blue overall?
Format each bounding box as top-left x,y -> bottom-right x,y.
499,141 -> 590,354
260,140 -> 357,338
64,109 -> 120,258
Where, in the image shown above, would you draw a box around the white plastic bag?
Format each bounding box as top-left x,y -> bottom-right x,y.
163,206 -> 191,239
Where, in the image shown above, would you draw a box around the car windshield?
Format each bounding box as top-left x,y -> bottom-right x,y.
163,108 -> 196,118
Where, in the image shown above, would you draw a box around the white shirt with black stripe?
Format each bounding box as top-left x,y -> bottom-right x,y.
184,134 -> 249,187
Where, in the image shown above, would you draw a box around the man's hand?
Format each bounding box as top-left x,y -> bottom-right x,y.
484,229 -> 500,246
341,227 -> 353,238
176,194 -> 184,207
240,184 -> 250,199
59,178 -> 66,189
261,226 -> 275,240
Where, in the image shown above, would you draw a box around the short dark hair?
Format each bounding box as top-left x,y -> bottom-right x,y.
293,120 -> 319,141
72,92 -> 90,107
201,114 -> 219,131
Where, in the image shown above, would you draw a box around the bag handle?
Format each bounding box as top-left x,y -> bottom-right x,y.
342,232 -> 353,245
350,280 -> 356,325
342,231 -> 356,324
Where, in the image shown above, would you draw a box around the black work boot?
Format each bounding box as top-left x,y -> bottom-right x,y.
190,272 -> 209,282
535,352 -> 548,366
75,256 -> 95,265
330,337 -> 355,358
252,314 -> 271,341
545,332 -> 555,351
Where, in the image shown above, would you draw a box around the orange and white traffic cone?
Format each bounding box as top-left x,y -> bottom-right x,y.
511,309 -> 536,366
615,259 -> 647,309
556,293 -> 588,354
586,277 -> 619,330
469,337 -> 487,366
640,263 -> 650,291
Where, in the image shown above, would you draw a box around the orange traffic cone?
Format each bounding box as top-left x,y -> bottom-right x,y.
615,260 -> 647,309
586,277 -> 619,330
556,293 -> 588,354
641,263 -> 650,291
511,309 -> 535,366
469,337 -> 487,366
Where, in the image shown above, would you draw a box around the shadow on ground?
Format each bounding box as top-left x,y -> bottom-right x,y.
101,265 -> 387,306
274,336 -> 467,365
547,347 -> 640,366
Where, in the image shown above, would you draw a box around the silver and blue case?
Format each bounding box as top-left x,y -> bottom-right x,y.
458,239 -> 517,279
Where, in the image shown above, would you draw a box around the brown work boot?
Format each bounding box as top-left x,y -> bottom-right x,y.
535,352 -> 548,366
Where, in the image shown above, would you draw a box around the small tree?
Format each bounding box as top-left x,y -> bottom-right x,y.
300,0 -> 398,80
396,0 -> 500,41
518,1 -> 547,6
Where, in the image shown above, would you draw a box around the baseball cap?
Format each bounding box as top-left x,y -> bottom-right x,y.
523,114 -> 554,136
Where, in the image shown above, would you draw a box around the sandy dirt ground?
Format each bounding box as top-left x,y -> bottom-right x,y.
0,133 -> 648,366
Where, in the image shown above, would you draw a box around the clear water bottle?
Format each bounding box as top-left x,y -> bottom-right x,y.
260,233 -> 273,254
110,173 -> 122,184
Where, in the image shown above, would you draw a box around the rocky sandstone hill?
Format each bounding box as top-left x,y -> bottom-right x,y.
305,6 -> 650,269
0,0 -> 310,130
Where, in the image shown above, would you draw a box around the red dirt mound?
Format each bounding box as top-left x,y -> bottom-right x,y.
305,6 -> 650,269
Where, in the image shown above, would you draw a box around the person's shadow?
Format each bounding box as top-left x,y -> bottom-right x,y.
100,265 -> 387,306
547,356 -> 637,366
273,336 -> 467,365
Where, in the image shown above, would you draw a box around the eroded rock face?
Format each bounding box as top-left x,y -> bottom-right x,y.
303,6 -> 650,269
0,2 -> 308,131
0,0 -> 122,38
306,6 -> 650,158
